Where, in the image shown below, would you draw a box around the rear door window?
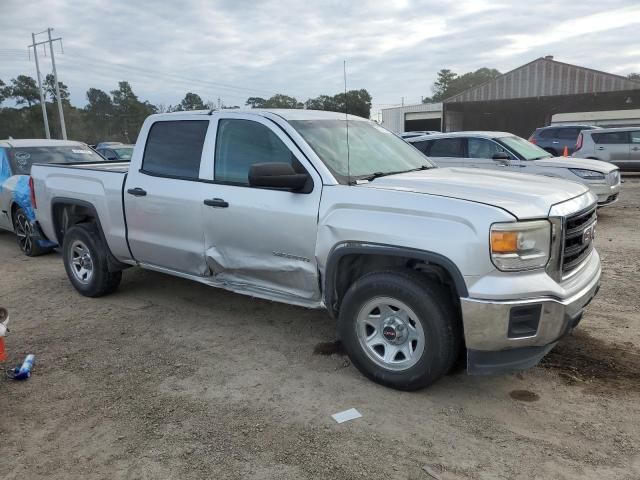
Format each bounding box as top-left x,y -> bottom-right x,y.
592,132 -> 629,144
630,131 -> 640,144
411,140 -> 431,154
141,120 -> 209,179
429,138 -> 464,157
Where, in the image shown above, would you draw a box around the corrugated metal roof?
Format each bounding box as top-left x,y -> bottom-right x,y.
444,57 -> 640,103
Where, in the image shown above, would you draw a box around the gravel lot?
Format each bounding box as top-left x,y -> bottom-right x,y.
1,177 -> 639,480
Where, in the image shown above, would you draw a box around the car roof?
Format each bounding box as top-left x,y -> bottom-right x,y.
581,126 -> 640,134
152,108 -> 368,122
537,124 -> 596,130
0,139 -> 85,148
405,131 -> 512,142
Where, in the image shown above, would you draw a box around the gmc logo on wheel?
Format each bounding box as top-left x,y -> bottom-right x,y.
582,223 -> 596,244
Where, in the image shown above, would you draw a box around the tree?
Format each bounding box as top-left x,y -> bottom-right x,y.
178,92 -> 206,111
430,69 -> 457,102
426,67 -> 501,102
628,73 -> 640,82
245,94 -> 303,109
305,89 -> 372,118
86,88 -> 113,116
10,75 -> 40,107
44,74 -> 70,103
110,81 -> 157,142
0,79 -> 11,105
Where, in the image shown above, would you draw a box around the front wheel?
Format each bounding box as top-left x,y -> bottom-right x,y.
62,223 -> 122,297
13,207 -> 50,257
338,270 -> 460,391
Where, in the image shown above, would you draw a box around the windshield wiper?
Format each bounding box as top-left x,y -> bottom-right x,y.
360,165 -> 430,182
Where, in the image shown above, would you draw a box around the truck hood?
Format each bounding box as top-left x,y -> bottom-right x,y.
533,156 -> 617,172
360,167 -> 589,219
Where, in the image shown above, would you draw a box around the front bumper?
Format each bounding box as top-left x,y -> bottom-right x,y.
460,253 -> 601,374
590,182 -> 621,206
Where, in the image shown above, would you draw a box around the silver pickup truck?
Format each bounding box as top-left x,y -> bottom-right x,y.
30,109 -> 602,390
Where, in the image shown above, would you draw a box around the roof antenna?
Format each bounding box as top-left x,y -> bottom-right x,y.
344,60 -> 351,185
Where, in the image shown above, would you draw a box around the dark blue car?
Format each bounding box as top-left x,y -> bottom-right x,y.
528,125 -> 600,156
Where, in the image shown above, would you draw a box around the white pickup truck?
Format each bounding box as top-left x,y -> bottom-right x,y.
30,109 -> 601,390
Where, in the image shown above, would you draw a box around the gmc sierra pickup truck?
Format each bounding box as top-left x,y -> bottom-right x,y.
30,109 -> 601,390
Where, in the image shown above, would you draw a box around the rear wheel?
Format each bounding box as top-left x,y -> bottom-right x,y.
62,223 -> 122,297
338,270 -> 460,391
13,207 -> 50,257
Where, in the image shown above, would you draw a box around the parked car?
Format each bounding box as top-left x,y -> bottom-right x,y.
0,139 -> 106,256
573,127 -> 640,171
407,132 -> 621,207
95,141 -> 124,149
96,144 -> 134,161
31,110 -> 601,390
529,124 -> 600,155
399,131 -> 439,139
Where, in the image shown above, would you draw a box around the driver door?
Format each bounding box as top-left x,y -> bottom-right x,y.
466,137 -> 522,171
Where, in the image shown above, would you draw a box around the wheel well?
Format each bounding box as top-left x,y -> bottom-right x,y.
10,202 -> 19,224
328,252 -> 462,318
52,202 -> 98,245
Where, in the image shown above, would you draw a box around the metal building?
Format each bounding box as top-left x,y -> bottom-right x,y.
381,102 -> 442,133
443,56 -> 640,137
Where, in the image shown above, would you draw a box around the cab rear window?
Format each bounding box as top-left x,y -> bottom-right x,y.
8,146 -> 104,175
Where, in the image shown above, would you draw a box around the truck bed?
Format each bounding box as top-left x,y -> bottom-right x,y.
31,160 -> 131,262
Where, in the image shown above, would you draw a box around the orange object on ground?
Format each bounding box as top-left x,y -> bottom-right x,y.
562,146 -> 569,156
0,337 -> 7,362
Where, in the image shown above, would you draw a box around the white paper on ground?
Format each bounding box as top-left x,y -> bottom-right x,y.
331,408 -> 362,424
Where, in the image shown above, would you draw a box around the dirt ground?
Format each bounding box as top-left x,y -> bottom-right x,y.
1,177 -> 639,480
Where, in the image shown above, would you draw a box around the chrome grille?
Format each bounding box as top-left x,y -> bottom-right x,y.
562,205 -> 597,273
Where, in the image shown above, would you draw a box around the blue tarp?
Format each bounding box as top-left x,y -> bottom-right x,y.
0,148 -> 10,191
13,175 -> 35,221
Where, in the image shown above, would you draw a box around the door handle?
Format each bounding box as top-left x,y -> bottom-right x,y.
127,187 -> 147,197
632,147 -> 640,151
596,147 -> 605,150
204,198 -> 229,208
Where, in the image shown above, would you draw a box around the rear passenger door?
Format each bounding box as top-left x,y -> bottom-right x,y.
427,138 -> 465,167
629,130 -> 640,166
124,119 -> 212,275
592,131 -> 630,164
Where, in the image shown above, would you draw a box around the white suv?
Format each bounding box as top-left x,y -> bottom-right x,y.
407,131 -> 621,207
573,127 -> 640,172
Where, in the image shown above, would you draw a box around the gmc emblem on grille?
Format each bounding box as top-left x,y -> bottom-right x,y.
582,224 -> 596,243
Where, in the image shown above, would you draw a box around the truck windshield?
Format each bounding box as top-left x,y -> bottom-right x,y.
497,135 -> 553,160
8,146 -> 105,175
289,119 -> 435,183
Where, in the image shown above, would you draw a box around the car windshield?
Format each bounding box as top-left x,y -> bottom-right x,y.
114,147 -> 134,160
289,119 -> 435,183
7,146 -> 105,175
497,135 -> 553,160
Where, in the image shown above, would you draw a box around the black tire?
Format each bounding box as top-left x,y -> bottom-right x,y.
13,207 -> 51,257
62,223 -> 122,297
338,269 -> 460,391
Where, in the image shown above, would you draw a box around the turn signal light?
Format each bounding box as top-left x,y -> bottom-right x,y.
490,231 -> 518,253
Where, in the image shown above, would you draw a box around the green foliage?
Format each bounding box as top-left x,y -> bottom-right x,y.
44,74 -> 70,103
628,73 -> 640,82
0,79 -> 10,104
10,75 -> 40,107
426,68 -> 501,102
245,94 -> 303,109
305,89 -> 372,118
178,92 -> 206,111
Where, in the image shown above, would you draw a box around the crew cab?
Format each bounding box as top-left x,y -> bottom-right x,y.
30,110 -> 602,390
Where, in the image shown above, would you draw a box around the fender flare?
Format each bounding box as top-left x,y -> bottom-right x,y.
323,242 -> 468,317
50,197 -> 129,272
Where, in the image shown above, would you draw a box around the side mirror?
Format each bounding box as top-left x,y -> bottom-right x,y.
492,152 -> 511,161
107,155 -> 117,161
248,162 -> 309,192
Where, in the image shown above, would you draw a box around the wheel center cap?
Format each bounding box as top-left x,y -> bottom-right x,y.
382,317 -> 407,345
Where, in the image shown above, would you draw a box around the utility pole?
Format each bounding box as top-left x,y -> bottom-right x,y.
29,32 -> 51,139
47,28 -> 67,140
28,29 -> 66,139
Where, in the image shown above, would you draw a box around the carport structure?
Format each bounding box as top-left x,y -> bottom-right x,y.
443,56 -> 640,138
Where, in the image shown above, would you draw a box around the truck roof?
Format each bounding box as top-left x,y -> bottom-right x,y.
0,139 -> 86,148
154,109 -> 369,122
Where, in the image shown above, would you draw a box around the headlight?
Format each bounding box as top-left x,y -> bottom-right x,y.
490,220 -> 551,271
569,168 -> 605,180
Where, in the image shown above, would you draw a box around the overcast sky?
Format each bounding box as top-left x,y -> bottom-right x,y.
1,0 -> 639,116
